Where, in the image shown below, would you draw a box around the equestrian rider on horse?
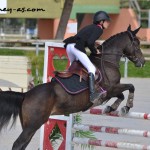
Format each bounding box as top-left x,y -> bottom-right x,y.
63,11 -> 111,103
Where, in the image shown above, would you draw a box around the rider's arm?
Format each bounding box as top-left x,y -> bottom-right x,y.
87,29 -> 103,54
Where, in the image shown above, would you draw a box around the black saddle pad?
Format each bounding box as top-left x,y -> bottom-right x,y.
52,74 -> 88,94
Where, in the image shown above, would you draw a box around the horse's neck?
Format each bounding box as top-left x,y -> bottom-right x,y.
90,55 -> 121,85
102,35 -> 128,68
92,33 -> 127,84
100,47 -> 122,69
90,55 -> 120,73
101,32 -> 127,63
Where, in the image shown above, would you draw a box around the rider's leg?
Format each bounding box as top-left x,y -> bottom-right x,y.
66,44 -> 96,74
67,44 -> 106,103
66,44 -> 77,64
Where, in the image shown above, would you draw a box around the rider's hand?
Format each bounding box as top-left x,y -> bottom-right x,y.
96,49 -> 101,54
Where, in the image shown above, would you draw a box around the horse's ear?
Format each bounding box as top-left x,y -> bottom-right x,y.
127,24 -> 131,31
132,26 -> 141,35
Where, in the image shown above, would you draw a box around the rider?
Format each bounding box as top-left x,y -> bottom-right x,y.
63,11 -> 111,103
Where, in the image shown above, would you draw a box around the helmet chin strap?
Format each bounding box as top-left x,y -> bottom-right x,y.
97,23 -> 105,29
97,24 -> 103,29
98,20 -> 105,29
101,24 -> 105,29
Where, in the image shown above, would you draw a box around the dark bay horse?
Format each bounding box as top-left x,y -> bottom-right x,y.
0,25 -> 145,150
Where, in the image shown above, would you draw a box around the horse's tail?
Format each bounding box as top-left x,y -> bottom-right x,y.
0,90 -> 25,131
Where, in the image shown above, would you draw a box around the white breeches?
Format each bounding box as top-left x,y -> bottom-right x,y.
66,43 -> 96,76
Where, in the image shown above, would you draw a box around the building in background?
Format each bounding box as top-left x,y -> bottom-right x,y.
0,0 -> 149,41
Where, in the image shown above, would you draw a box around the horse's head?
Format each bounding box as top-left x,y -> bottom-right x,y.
123,25 -> 145,67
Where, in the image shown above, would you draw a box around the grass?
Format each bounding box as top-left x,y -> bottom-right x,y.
120,61 -> 150,78
0,49 -> 27,56
0,49 -> 150,84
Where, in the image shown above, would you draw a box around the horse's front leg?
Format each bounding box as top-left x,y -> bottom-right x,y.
104,93 -> 125,113
105,83 -> 135,115
121,84 -> 135,115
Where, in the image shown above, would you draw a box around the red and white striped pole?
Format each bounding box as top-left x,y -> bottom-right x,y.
73,137 -> 150,150
73,124 -> 150,138
84,108 -> 150,120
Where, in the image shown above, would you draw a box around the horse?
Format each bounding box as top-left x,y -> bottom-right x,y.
0,25 -> 145,150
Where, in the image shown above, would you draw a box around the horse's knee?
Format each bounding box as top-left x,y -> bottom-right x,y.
110,94 -> 124,111
118,94 -> 124,100
129,84 -> 135,93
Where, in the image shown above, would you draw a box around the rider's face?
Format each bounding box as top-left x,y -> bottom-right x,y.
103,20 -> 110,29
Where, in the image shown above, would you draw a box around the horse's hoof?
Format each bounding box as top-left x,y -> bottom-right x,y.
120,106 -> 130,116
103,106 -> 115,113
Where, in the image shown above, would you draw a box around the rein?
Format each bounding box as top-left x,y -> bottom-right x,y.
100,52 -> 124,57
100,43 -> 124,68
93,44 -> 123,85
93,55 -> 121,68
93,32 -> 127,84
100,31 -> 139,64
92,30 -> 143,84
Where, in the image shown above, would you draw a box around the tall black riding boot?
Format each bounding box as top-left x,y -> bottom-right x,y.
89,73 -> 105,103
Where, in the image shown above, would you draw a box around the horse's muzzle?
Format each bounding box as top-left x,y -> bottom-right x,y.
135,58 -> 145,67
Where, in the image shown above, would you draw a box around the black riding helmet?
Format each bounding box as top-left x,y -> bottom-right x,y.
93,11 -> 111,24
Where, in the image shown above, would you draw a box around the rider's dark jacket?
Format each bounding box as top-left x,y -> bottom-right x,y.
63,24 -> 103,54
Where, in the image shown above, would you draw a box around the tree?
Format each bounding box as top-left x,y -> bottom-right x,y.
55,0 -> 74,39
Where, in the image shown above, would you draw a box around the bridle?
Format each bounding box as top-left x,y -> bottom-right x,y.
98,31 -> 141,66
91,31 -> 142,84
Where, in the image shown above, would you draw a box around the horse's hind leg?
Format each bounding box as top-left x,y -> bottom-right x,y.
12,127 -> 37,150
104,93 -> 124,113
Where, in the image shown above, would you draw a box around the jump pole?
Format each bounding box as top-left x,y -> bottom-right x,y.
73,137 -> 150,150
84,108 -> 150,120
73,124 -> 150,138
